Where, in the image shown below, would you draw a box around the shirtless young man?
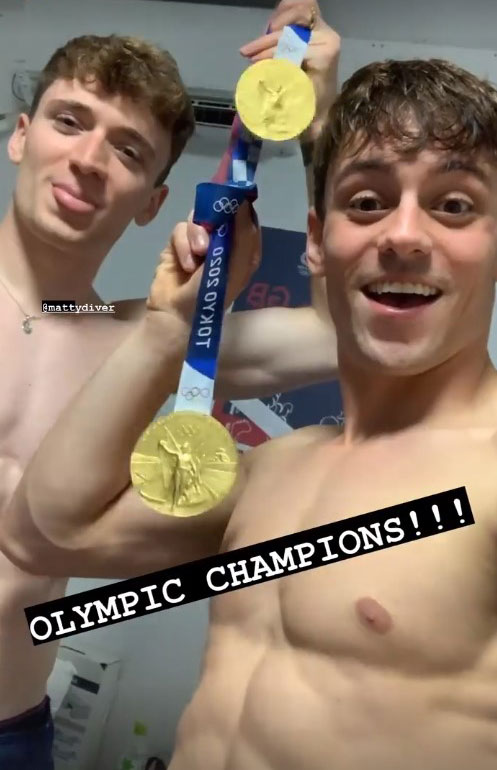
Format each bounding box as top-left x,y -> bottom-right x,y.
0,2 -> 339,767
9,51 -> 497,770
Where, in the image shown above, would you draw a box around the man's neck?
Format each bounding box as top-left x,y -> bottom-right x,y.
0,204 -> 102,312
338,343 -> 497,443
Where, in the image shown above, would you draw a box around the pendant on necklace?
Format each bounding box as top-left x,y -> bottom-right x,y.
22,316 -> 34,334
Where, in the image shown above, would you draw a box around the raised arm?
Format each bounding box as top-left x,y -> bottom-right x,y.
215,305 -> 335,399
215,1 -> 340,399
1,207 -> 259,579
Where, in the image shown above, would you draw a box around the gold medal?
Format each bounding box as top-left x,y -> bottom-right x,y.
235,58 -> 316,141
130,411 -> 238,517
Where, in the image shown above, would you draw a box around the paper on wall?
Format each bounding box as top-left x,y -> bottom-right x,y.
47,657 -> 77,715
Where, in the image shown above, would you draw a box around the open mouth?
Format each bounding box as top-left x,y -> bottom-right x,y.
362,282 -> 442,309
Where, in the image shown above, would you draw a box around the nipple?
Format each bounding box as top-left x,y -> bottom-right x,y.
356,597 -> 393,635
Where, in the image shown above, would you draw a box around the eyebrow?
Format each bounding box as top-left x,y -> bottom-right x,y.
332,158 -> 390,186
332,154 -> 491,187
47,98 -> 156,159
436,157 -> 490,185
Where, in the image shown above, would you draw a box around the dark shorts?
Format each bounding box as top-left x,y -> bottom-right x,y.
0,697 -> 54,770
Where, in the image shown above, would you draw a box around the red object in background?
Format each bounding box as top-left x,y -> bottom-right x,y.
245,282 -> 291,309
212,401 -> 270,447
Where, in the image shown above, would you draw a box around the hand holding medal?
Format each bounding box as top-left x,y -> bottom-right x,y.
239,2 -> 340,141
130,2 -> 318,517
236,2 -> 319,141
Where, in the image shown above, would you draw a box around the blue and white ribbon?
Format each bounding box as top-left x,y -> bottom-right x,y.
174,181 -> 256,414
173,24 -> 312,418
274,24 -> 311,66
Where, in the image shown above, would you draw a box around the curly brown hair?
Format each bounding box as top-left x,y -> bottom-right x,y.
29,34 -> 195,184
313,58 -> 497,220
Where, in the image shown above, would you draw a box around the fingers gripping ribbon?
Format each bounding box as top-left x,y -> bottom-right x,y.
182,180 -> 257,394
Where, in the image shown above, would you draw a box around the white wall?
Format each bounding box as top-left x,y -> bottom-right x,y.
2,1 -> 497,767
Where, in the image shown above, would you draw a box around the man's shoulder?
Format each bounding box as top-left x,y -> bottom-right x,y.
279,423 -> 342,446
112,298 -> 148,322
245,424 -> 341,468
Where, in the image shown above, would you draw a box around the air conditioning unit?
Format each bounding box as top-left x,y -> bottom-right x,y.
12,70 -> 236,128
190,87 -> 235,129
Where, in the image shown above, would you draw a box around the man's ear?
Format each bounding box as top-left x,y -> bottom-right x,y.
135,185 -> 169,227
306,207 -> 325,276
8,113 -> 30,165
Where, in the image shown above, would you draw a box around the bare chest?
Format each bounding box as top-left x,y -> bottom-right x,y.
217,433 -> 497,674
0,305 -> 132,509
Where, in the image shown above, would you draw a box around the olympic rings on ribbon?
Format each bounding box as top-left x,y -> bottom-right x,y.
181,387 -> 210,400
213,197 -> 240,215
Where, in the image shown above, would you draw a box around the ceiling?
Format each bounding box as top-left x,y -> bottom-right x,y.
143,0 -> 497,50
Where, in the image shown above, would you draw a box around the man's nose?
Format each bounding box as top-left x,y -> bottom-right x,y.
377,200 -> 432,260
68,133 -> 109,179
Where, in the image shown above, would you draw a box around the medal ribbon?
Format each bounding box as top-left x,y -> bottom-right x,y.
173,23 -> 312,416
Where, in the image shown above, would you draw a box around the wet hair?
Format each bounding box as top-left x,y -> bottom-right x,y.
29,34 -> 195,184
314,58 -> 497,219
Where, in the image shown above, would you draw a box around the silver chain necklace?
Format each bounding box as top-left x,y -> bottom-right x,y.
0,274 -> 41,334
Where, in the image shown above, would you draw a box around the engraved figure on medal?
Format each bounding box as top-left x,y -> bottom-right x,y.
158,430 -> 203,508
130,413 -> 238,517
259,79 -> 284,127
235,58 -> 316,141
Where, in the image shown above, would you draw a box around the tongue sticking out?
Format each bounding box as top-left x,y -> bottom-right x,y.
365,291 -> 439,309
